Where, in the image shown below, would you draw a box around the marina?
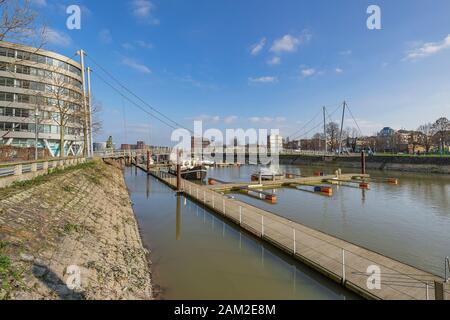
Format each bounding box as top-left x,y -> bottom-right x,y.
131,159 -> 450,300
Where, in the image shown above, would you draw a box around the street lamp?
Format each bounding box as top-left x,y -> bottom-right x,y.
34,105 -> 39,161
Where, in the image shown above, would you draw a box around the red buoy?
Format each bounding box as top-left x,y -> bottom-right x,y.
265,194 -> 277,204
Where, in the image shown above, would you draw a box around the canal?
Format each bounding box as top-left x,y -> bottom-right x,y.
124,167 -> 357,300
207,164 -> 450,277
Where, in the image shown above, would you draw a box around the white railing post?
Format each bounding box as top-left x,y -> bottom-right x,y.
212,195 -> 215,208
426,283 -> 429,300
293,228 -> 296,254
14,164 -> 22,176
223,198 -> 225,214
239,206 -> 242,224
261,216 -> 264,237
342,249 -> 346,284
31,163 -> 37,172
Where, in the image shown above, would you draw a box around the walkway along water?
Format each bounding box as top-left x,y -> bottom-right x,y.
133,162 -> 449,300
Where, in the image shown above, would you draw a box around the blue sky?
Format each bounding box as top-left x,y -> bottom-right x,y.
30,0 -> 450,145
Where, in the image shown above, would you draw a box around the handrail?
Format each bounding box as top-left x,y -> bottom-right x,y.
0,157 -> 86,180
0,156 -> 84,168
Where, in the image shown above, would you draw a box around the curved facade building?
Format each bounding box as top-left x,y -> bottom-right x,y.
0,41 -> 86,157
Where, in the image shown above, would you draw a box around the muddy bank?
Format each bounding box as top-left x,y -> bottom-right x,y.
280,154 -> 450,174
0,159 -> 152,300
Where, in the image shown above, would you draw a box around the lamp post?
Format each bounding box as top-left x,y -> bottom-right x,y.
34,104 -> 40,161
34,93 -> 42,161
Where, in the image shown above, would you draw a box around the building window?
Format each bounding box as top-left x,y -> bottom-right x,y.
0,92 -> 14,102
0,77 -> 15,87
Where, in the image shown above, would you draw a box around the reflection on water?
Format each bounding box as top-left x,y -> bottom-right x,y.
206,165 -> 450,276
124,167 -> 357,300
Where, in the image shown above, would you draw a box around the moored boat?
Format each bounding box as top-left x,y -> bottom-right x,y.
169,159 -> 207,181
251,167 -> 284,181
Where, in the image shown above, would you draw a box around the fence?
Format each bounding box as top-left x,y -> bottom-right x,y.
149,169 -> 446,300
0,157 -> 86,188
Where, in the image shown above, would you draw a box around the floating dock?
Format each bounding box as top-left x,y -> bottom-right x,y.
132,162 -> 448,300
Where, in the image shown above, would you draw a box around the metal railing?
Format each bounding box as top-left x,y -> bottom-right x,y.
0,157 -> 86,179
146,169 -> 443,300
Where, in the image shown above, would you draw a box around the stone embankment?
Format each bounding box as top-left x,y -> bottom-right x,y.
280,154 -> 450,174
0,159 -> 152,300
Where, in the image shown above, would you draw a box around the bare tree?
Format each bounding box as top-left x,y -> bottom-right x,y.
431,117 -> 450,152
0,0 -> 46,52
74,96 -> 103,151
90,98 -> 103,136
41,70 -> 84,157
417,123 -> 433,153
326,122 -> 340,151
311,133 -> 323,151
0,0 -> 35,41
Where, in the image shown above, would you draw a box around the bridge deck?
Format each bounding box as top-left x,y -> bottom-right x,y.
133,162 -> 448,300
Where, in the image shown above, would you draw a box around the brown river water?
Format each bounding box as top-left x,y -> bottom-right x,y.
124,164 -> 450,299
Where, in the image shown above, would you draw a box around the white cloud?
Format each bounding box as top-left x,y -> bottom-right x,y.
43,27 -> 72,47
404,34 -> 450,61
193,115 -> 221,124
270,31 -> 311,53
335,68 -> 344,74
339,49 -> 352,55
301,68 -> 316,77
248,76 -> 278,84
122,58 -> 152,74
248,116 -> 285,124
191,115 -> 238,124
131,0 -> 159,24
267,56 -> 281,66
121,40 -> 153,50
30,0 -> 47,7
122,42 -> 134,50
99,29 -> 112,44
224,116 -> 238,124
250,38 -> 266,56
136,40 -> 153,49
177,75 -> 218,90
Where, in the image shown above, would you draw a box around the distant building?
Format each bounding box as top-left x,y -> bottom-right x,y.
285,139 -> 301,150
378,127 -> 395,137
191,136 -> 210,153
121,143 -> 136,150
267,134 -> 283,151
136,140 -> 147,150
93,142 -> 107,152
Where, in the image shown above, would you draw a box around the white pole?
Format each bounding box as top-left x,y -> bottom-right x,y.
293,228 -> 296,254
223,199 -> 225,214
77,49 -> 89,158
212,195 -> 215,208
86,66 -> 93,158
239,206 -> 242,224
261,216 -> 264,237
342,249 -> 346,284
426,283 -> 429,300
